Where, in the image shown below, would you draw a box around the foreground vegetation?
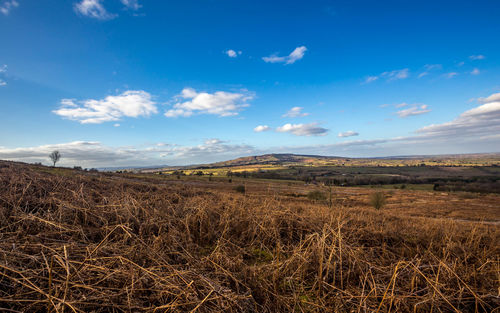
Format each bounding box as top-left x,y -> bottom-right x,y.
0,161 -> 499,312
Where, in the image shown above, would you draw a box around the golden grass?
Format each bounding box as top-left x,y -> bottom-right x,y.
0,161 -> 499,312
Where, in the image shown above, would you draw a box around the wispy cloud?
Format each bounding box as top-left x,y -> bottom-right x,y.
446,72 -> 458,78
396,104 -> 430,118
418,64 -> 442,78
0,0 -> 18,15
424,64 -> 442,71
74,0 -> 116,20
338,131 -> 359,138
121,0 -> 141,10
263,46 -> 307,64
0,64 -> 7,86
471,68 -> 480,75
276,123 -> 328,136
469,55 -> 485,60
254,125 -> 271,132
53,90 -> 157,124
383,68 -> 409,80
364,68 -> 409,83
283,106 -> 309,118
165,88 -> 253,117
225,49 -> 241,58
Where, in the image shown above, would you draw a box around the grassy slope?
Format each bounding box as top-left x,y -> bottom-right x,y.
149,153 -> 500,173
0,161 -> 499,312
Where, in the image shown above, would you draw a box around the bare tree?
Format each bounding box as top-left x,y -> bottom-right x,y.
49,151 -> 61,167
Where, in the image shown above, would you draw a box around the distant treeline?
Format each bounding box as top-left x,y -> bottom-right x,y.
226,169 -> 500,194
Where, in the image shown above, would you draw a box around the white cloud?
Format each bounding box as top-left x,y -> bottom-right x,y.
383,102 -> 431,118
424,64 -> 442,71
113,123 -> 120,127
478,92 -> 500,103
365,68 -> 409,83
4,93 -> 500,167
396,104 -> 430,118
382,68 -> 409,80
0,139 -> 258,167
418,64 -> 442,78
262,46 -> 307,64
446,72 -> 458,78
121,0 -> 141,10
365,76 -> 378,83
276,95 -> 500,156
0,0 -> 18,15
0,64 -> 7,86
276,123 -> 328,136
165,88 -> 253,118
0,141 -> 139,167
338,131 -> 359,138
225,50 -> 241,58
254,125 -> 271,132
471,68 -> 480,75
283,106 -> 309,117
158,139 -> 256,164
394,102 -> 412,108
416,95 -> 500,139
469,55 -> 485,60
53,90 -> 157,124
74,0 -> 116,20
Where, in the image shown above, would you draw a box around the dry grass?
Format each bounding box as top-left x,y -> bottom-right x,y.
0,161 -> 499,312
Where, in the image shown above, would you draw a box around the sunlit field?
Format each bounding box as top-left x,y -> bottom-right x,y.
1,161 -> 498,312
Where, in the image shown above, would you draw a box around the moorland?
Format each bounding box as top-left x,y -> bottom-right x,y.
0,158 -> 499,312
143,153 -> 500,194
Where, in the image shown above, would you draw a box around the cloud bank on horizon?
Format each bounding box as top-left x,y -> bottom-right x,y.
2,92 -> 500,167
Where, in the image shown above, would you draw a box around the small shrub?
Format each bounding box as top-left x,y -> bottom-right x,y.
370,192 -> 386,210
307,190 -> 327,201
234,185 -> 245,193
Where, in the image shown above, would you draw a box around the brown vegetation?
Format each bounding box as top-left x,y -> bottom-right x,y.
370,192 -> 386,210
0,161 -> 499,312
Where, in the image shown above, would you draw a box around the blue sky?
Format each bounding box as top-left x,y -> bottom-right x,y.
1,0 -> 499,167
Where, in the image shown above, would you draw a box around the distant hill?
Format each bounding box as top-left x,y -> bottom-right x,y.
203,153 -> 340,168
193,153 -> 500,168
139,152 -> 500,173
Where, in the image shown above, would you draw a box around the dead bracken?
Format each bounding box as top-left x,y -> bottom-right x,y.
0,160 -> 498,312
